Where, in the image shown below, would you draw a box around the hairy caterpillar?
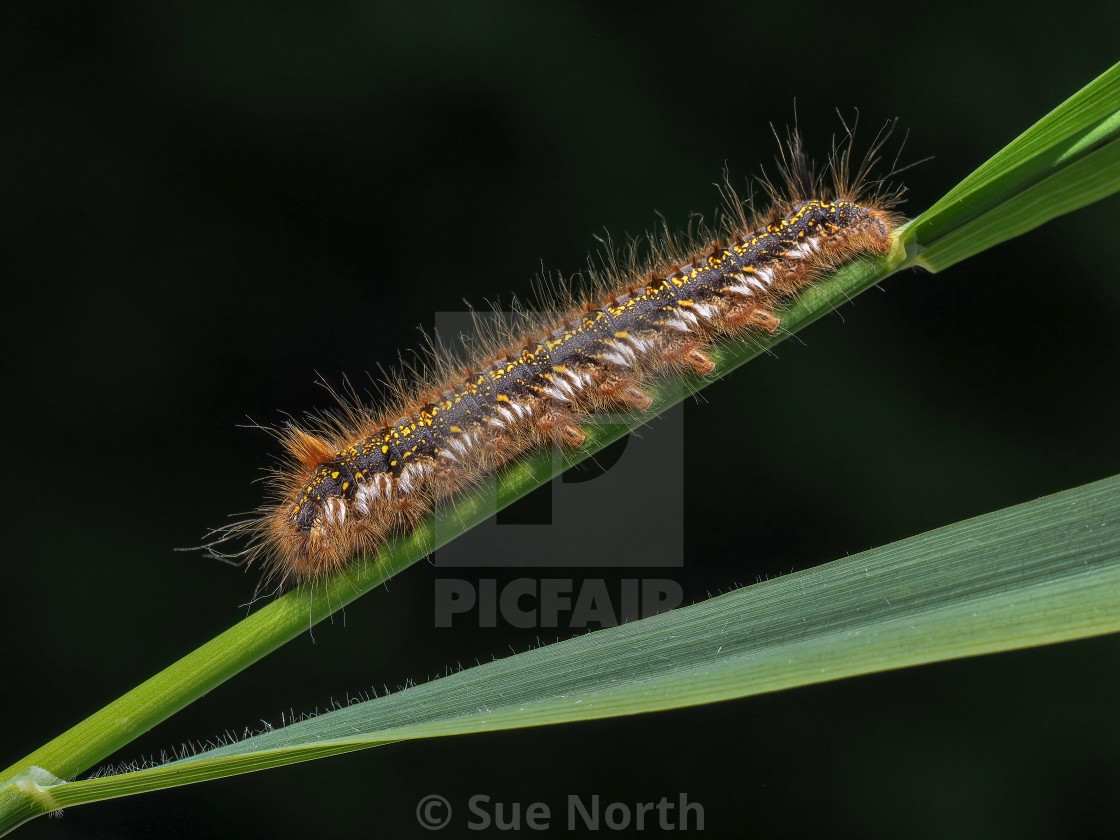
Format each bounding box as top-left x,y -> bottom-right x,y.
205,120 -> 907,589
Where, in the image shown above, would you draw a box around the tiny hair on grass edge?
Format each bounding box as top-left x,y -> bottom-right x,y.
194,111 -> 914,597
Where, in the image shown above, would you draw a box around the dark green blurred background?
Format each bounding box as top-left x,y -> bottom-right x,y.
3,3 -> 1119,838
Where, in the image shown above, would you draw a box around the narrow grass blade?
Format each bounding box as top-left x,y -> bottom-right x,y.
7,473 -> 1116,822
904,60 -> 1120,270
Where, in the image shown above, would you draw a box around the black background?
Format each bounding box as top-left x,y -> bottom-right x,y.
3,3 -> 1119,838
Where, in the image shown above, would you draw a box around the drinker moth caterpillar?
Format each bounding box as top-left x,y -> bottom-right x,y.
204,118 -> 907,590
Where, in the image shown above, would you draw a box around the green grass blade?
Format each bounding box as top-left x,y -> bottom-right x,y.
904,59 -> 1120,269
913,116 -> 1120,270
8,473 -> 1117,819
903,59 -> 1120,270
